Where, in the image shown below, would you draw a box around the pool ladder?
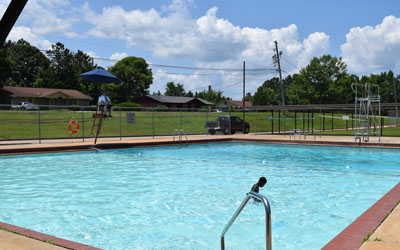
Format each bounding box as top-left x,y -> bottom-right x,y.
173,129 -> 188,145
221,191 -> 271,250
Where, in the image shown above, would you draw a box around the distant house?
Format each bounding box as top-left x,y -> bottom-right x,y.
135,95 -> 213,109
0,86 -> 93,106
218,100 -> 253,109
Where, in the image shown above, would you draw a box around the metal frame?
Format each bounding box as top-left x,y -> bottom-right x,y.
221,191 -> 271,250
173,128 -> 188,144
352,83 -> 381,142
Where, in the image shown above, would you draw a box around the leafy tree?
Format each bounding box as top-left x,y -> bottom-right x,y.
286,55 -> 351,104
44,42 -> 76,89
109,56 -> 153,103
186,90 -> 194,97
360,70 -> 399,103
252,86 -> 279,105
195,85 -> 229,104
252,78 -> 281,105
244,92 -> 252,101
4,39 -> 50,87
164,81 -> 186,96
0,45 -> 12,88
38,42 -> 96,94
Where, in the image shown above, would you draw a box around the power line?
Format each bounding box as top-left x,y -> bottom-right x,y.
39,49 -> 276,72
187,76 -> 243,92
187,73 -> 265,93
281,55 -> 301,71
153,71 -> 271,76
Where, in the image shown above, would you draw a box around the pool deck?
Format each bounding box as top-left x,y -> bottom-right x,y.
0,133 -> 400,250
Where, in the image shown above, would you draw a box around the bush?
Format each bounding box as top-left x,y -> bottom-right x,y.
155,105 -> 168,111
114,102 -> 141,107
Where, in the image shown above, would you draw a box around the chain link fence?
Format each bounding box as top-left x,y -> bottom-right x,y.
1,104 -> 400,142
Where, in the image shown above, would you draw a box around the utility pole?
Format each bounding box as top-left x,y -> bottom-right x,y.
243,61 -> 246,133
273,41 -> 285,106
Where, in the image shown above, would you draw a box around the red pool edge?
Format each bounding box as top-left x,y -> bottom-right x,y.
322,181 -> 400,250
1,139 -> 400,249
0,221 -> 102,250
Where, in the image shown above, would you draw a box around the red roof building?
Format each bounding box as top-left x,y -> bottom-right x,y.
0,86 -> 93,106
135,95 -> 213,109
219,100 -> 253,109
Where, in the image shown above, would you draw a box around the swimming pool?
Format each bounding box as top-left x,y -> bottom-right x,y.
0,142 -> 399,249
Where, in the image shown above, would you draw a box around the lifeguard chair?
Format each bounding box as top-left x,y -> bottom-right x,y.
91,103 -> 105,144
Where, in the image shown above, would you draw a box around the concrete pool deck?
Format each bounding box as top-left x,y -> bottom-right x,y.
0,133 -> 399,250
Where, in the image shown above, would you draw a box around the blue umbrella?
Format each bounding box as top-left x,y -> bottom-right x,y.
79,68 -> 121,83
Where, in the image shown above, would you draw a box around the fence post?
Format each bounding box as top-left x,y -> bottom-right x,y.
352,113 -> 354,130
81,108 -> 84,142
323,112 -> 325,132
180,108 -> 182,130
229,109 -> 231,135
303,110 -> 305,130
119,107 -> 122,141
271,110 -> 274,134
295,111 -> 297,129
255,109 -> 258,135
331,111 -> 334,131
206,108 -> 209,135
38,108 -> 41,144
152,107 -> 154,139
381,116 -> 384,136
312,111 -> 314,132
278,110 -> 281,134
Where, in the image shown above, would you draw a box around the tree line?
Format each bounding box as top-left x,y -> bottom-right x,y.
154,82 -> 230,104
252,55 -> 400,105
0,39 -> 152,105
1,40 -> 399,105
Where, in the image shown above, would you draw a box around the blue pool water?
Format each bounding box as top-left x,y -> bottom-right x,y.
0,143 -> 399,250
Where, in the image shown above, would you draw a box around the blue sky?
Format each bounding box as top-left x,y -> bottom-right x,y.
1,0 -> 400,99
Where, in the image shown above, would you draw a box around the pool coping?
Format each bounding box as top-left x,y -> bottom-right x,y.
1,137 -> 400,156
321,182 -> 400,250
0,221 -> 102,250
1,135 -> 400,250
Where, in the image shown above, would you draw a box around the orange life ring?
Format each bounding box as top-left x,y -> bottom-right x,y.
68,120 -> 80,135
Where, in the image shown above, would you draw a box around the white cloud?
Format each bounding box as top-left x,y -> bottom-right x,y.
151,69 -> 202,95
17,0 -> 78,37
109,52 -> 128,65
83,4 -> 330,98
2,0 -> 333,99
8,26 -> 52,50
341,15 -> 400,74
84,4 -> 330,66
298,32 -> 330,69
84,50 -> 107,67
0,0 -> 8,16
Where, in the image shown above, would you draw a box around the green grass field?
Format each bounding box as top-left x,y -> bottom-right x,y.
0,109 -> 399,140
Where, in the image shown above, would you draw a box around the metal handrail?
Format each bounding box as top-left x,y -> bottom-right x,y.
179,129 -> 188,144
221,191 -> 271,250
173,129 -> 179,142
173,129 -> 188,145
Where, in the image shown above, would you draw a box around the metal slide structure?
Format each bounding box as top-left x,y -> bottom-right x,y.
351,83 -> 381,142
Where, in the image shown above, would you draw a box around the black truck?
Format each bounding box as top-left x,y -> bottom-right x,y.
205,116 -> 250,135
